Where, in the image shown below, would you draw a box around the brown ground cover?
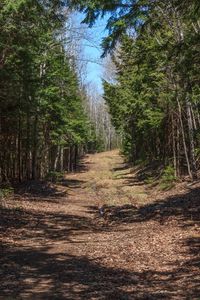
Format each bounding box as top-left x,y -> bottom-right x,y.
0,150 -> 199,299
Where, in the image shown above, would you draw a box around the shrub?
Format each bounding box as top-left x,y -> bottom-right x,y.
45,171 -> 64,183
0,187 -> 14,199
160,165 -> 176,190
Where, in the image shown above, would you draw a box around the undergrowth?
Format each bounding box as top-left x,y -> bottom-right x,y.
159,165 -> 176,190
45,171 -> 65,183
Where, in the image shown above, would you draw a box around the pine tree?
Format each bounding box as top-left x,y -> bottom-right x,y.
0,0 -> 92,182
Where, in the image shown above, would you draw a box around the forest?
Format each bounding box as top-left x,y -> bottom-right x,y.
101,0 -> 200,180
1,0 -> 200,184
0,1 -> 200,299
71,0 -> 200,181
0,0 -> 117,183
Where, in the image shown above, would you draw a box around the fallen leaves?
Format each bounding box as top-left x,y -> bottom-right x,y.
0,150 -> 199,299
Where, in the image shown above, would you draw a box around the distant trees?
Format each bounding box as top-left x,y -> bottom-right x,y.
69,0 -> 200,179
85,88 -> 119,153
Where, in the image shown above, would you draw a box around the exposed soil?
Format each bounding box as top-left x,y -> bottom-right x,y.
0,150 -> 199,299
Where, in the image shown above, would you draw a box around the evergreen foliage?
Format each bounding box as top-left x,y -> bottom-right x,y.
69,0 -> 200,179
1,0 -> 200,181
0,0 -> 95,182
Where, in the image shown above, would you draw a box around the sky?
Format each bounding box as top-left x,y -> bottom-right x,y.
76,14 -> 108,94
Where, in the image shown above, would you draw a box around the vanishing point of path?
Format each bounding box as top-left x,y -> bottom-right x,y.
0,151 -> 199,299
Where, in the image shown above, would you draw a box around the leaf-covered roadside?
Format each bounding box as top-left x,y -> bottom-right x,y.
0,151 -> 199,299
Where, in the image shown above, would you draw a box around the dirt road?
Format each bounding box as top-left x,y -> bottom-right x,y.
0,151 -> 199,299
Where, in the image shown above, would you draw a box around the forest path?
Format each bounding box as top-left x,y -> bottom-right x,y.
0,150 -> 199,299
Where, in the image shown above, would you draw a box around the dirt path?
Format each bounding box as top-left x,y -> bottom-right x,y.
0,151 -> 199,299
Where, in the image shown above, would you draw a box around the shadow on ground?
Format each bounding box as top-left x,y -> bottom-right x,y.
0,155 -> 199,299
112,164 -> 131,173
0,237 -> 199,299
75,156 -> 94,173
0,205 -> 107,244
60,179 -> 85,189
113,161 -> 163,187
0,189 -> 199,299
14,181 -> 67,198
12,178 -> 86,203
88,186 -> 200,228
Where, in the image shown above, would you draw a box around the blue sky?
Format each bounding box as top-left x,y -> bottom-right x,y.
77,14 -> 108,93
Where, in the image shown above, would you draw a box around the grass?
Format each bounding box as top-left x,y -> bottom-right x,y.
159,165 -> 176,191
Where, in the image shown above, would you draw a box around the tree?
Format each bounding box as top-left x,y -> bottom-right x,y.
0,0 -> 94,182
68,0 -> 200,179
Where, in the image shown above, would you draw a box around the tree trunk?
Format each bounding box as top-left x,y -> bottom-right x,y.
172,114 -> 177,177
185,93 -> 197,179
18,113 -> 22,182
177,98 -> 192,179
54,146 -> 60,172
32,114 -> 38,180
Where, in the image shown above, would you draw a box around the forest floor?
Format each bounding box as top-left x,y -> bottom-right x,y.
0,150 -> 199,299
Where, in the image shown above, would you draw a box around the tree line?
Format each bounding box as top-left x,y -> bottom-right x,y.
85,88 -> 120,153
0,0 -> 117,183
2,0 -> 200,182
69,0 -> 200,180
